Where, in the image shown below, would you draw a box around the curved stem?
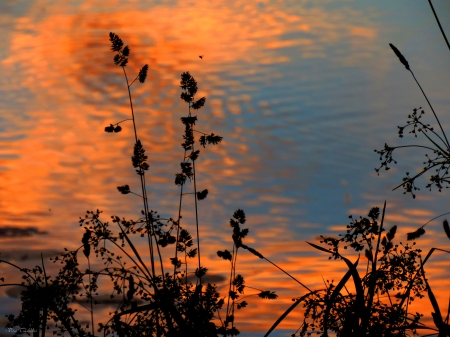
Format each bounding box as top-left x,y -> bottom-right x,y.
417,122 -> 448,147
121,67 -> 162,281
113,118 -> 133,126
390,144 -> 439,152
420,129 -> 449,155
262,257 -> 313,293
409,70 -> 449,148
392,161 -> 441,191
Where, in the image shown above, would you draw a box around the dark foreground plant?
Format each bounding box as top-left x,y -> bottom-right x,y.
261,203 -> 450,337
374,4 -> 450,199
0,32 -> 279,337
2,7 -> 450,336
374,43 -> 450,199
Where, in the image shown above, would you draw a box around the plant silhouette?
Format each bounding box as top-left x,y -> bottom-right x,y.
1,32 -> 279,337
375,42 -> 450,199
1,4 -> 450,336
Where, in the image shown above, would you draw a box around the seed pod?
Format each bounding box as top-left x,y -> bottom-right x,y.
443,220 -> 450,240
407,227 -> 425,241
389,43 -> 410,70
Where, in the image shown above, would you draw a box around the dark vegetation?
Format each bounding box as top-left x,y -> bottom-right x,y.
1,2 -> 450,336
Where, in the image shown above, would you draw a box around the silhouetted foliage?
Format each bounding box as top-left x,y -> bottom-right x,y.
132,140 -> 149,175
292,205 -> 427,337
139,64 -> 148,83
375,43 -> 450,198
117,184 -> 130,194
444,220 -> 450,239
4,18 -> 450,337
389,43 -> 410,70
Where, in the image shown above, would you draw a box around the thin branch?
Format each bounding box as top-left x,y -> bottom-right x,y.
409,70 -> 449,148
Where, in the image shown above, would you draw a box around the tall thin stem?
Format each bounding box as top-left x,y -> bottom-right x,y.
191,141 -> 202,282
363,200 -> 387,333
409,70 -> 450,148
87,258 -> 94,337
428,0 -> 450,52
122,67 -> 160,280
188,103 -> 202,283
173,183 -> 184,277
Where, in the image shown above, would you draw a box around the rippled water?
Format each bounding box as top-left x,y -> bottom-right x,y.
0,1 -> 450,336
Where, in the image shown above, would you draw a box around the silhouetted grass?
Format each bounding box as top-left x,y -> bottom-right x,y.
0,33 -> 280,337
1,10 -> 450,336
375,42 -> 450,198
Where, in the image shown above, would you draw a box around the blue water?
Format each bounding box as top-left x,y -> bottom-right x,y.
0,0 -> 449,336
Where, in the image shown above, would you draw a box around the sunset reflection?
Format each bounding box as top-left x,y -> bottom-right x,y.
1,0 -> 450,336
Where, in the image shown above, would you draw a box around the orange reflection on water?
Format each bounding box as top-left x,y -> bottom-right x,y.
2,0 -> 449,336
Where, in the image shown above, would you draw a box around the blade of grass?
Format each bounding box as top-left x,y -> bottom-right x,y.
264,291 -> 321,337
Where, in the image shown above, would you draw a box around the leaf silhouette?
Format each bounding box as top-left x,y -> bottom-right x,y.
189,150 -> 200,161
138,64 -> 148,83
180,116 -> 197,126
195,266 -> 207,278
191,97 -> 206,110
180,72 -> 198,99
196,189 -> 208,200
242,245 -> 263,259
120,57 -> 128,67
109,32 -> 123,52
217,250 -> 232,261
180,92 -> 192,103
389,43 -> 410,70
233,209 -> 246,224
113,54 -> 128,67
237,301 -> 247,309
386,225 -> 397,241
200,133 -> 223,147
407,227 -> 425,241
444,220 -> 450,240
187,248 -> 197,258
117,185 -> 130,194
167,235 -> 176,244
233,275 -> 245,293
170,257 -> 182,269
126,275 -> 135,301
258,291 -> 277,300
81,229 -> 91,258
132,140 -> 149,175
228,291 -> 238,300
105,124 -> 114,133
180,162 -> 193,178
174,173 -> 186,186
182,126 -> 194,150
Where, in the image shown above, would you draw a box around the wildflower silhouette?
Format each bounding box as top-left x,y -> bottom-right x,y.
2,5 -> 450,336
375,43 -> 450,199
1,32 -> 278,337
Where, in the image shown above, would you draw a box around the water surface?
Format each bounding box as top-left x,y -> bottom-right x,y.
1,1 -> 450,336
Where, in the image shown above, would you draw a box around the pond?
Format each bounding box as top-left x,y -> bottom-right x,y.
0,1 -> 449,336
